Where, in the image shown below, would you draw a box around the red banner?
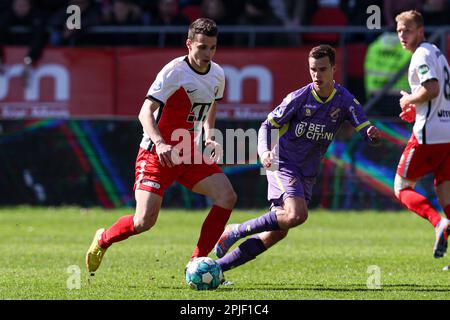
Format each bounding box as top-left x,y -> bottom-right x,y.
1,47 -> 344,119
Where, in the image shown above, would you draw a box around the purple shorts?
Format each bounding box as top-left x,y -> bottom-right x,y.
266,168 -> 316,208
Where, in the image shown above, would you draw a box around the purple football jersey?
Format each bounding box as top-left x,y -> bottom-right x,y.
259,82 -> 372,178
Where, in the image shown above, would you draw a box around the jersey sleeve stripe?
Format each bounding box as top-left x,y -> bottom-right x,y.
355,121 -> 370,132
267,114 -> 281,128
146,95 -> 165,107
215,97 -> 223,101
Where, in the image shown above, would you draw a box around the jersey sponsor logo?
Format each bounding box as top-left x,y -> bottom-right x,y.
295,121 -> 334,141
187,102 -> 212,131
418,64 -> 430,75
141,180 -> 161,189
437,109 -> 450,118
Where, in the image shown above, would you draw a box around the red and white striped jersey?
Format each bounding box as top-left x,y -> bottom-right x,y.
409,42 -> 450,144
140,56 -> 225,150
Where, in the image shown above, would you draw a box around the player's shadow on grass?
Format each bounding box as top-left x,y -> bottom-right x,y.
223,283 -> 450,293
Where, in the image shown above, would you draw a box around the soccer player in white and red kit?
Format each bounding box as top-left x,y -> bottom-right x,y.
394,10 -> 450,259
86,18 -> 237,274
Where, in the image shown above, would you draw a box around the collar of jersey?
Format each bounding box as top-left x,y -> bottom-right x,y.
184,56 -> 211,75
311,86 -> 337,104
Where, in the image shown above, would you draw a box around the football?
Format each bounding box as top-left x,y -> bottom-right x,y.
185,257 -> 224,290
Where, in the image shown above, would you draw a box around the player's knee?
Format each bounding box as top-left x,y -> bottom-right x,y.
394,174 -> 415,199
275,229 -> 289,241
285,208 -> 308,228
133,214 -> 157,233
216,188 -> 237,208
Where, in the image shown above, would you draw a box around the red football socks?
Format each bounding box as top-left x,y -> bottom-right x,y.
191,205 -> 232,259
398,189 -> 442,227
99,215 -> 136,249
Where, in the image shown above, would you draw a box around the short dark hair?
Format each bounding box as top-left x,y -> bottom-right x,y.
309,45 -> 336,66
187,18 -> 218,40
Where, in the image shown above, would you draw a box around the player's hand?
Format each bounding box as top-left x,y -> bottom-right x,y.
399,103 -> 416,123
261,151 -> 273,168
399,90 -> 413,110
155,141 -> 178,167
367,126 -> 381,145
205,139 -> 222,163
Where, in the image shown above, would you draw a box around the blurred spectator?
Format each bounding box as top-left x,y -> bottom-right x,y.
302,0 -> 348,44
421,0 -> 449,25
364,32 -> 412,116
266,0 -> 311,46
152,0 -> 189,25
103,0 -> 145,25
48,0 -> 101,46
235,0 -> 289,47
270,0 -> 310,27
383,0 -> 423,29
101,0 -> 148,45
342,0 -> 384,43
201,0 -> 235,45
0,0 -> 47,85
149,0 -> 189,47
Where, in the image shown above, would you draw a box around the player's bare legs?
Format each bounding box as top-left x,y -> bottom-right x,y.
189,173 -> 237,259
133,190 -> 163,233
434,181 -> 450,257
436,181 -> 450,217
215,197 -> 307,271
86,190 -> 163,274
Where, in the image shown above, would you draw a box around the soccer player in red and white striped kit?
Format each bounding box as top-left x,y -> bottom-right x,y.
394,10 -> 450,259
86,18 -> 237,275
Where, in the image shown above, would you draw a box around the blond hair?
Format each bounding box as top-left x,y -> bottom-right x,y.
395,10 -> 424,28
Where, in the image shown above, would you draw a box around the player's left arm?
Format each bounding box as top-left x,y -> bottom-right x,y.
348,98 -> 381,146
400,49 -> 440,109
203,101 -> 222,162
400,79 -> 439,109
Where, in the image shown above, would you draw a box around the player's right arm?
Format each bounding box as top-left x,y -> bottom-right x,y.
138,98 -> 176,167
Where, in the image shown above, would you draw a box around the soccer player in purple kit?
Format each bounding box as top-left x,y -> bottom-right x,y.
213,45 -> 381,274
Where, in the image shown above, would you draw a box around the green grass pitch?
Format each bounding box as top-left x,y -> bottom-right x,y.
0,207 -> 449,300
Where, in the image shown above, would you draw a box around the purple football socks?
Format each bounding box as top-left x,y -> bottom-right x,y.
236,211 -> 280,237
217,236 -> 267,272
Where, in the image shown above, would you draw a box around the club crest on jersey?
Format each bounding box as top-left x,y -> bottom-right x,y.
305,108 -> 312,116
329,107 -> 341,122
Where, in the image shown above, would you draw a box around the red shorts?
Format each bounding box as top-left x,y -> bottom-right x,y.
133,147 -> 223,196
396,134 -> 450,186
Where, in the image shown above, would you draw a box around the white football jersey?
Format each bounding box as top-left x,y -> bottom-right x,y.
141,56 -> 225,150
408,42 -> 450,144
